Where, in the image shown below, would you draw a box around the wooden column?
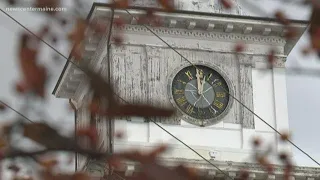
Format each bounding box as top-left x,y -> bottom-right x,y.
238,54 -> 254,129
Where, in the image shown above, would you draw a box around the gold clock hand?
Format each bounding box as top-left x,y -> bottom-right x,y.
196,69 -> 202,95
200,76 -> 206,94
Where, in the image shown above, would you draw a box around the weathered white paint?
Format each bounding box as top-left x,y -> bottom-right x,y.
252,69 -> 276,131
113,140 -> 282,163
105,17 -> 291,163
272,68 -> 291,153
121,32 -> 285,55
126,122 -> 149,142
112,60 -> 291,164
54,4 -> 307,100
242,128 -> 256,150
112,157 -> 320,179
76,106 -> 91,170
181,120 -> 224,128
51,4 -> 309,176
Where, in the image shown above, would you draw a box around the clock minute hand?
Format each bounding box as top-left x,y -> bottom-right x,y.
196,69 -> 202,95
200,75 -> 206,94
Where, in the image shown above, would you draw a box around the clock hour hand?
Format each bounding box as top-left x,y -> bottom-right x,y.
200,75 -> 206,94
196,69 -> 203,95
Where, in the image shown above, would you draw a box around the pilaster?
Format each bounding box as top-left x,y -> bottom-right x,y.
272,65 -> 291,153
238,54 -> 254,129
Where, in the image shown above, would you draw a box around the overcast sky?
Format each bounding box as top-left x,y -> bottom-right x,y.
0,0 -> 320,178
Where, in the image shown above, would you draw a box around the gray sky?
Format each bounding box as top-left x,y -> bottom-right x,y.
0,0 -> 319,177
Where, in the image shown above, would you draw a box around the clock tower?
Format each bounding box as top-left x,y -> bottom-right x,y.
53,1 -> 319,179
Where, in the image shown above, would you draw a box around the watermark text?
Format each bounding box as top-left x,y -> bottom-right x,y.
5,7 -> 67,12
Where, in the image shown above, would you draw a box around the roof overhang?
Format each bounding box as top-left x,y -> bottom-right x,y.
52,2 -> 309,100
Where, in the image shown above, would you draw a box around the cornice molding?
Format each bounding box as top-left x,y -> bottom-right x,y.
110,43 -> 286,69
115,25 -> 287,46
85,158 -> 320,178
110,9 -> 306,43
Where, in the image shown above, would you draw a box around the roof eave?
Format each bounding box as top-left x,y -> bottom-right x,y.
51,3 -> 97,96
52,2 -> 310,95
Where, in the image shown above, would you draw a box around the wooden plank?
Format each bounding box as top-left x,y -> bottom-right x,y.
111,45 -> 149,121
110,46 -> 128,120
111,45 -> 148,103
76,107 -> 89,170
147,47 -> 182,124
125,46 -> 148,104
108,45 -> 249,126
240,65 -> 254,128
146,46 -> 164,123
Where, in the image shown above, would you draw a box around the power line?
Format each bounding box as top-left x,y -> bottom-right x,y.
0,8 -> 234,179
0,100 -> 34,123
1,2 -> 320,174
118,5 -> 320,166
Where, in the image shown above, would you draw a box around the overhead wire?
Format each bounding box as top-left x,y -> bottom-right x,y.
0,7 -> 234,179
118,4 -> 320,166
0,0 -> 320,176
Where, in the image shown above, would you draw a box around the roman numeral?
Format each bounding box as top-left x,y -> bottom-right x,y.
213,80 -> 222,87
216,92 -> 226,98
174,89 -> 184,94
186,104 -> 194,114
177,79 -> 187,84
185,71 -> 193,80
176,96 -> 187,106
213,100 -> 224,109
207,73 -> 212,81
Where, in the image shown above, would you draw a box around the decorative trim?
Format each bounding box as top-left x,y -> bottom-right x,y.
88,157 -> 320,179
253,56 -> 286,69
273,57 -> 286,68
127,0 -> 245,15
153,158 -> 320,177
115,25 -> 287,45
238,54 -> 254,66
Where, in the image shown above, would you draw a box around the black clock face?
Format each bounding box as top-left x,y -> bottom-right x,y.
171,65 -> 230,120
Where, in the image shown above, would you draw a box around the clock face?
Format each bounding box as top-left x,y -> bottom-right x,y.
169,65 -> 231,125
